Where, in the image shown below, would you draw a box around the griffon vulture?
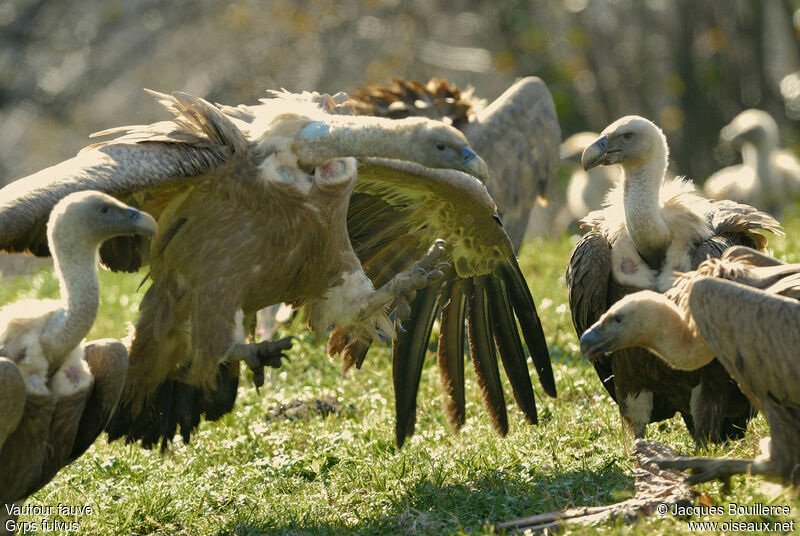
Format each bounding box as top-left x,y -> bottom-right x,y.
705,109 -> 800,214
580,246 -> 800,485
347,76 -> 561,250
0,89 -> 555,450
566,116 -> 781,443
1,191 -> 154,513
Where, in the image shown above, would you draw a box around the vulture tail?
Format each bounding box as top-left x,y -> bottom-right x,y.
393,282 -> 442,448
105,363 -> 239,450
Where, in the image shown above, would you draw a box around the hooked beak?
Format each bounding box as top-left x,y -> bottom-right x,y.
125,208 -> 158,238
579,324 -> 617,361
461,146 -> 489,182
581,135 -> 617,170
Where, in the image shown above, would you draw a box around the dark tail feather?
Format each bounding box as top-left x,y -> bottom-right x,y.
497,259 -> 556,398
467,278 -> 508,436
392,283 -> 441,448
485,275 -> 538,425
105,362 -> 239,451
436,279 -> 468,432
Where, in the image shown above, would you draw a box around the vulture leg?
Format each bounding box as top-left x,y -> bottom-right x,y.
365,239 -> 447,326
653,456 -> 773,486
0,358 -> 25,451
69,339 -> 128,462
227,336 -> 293,390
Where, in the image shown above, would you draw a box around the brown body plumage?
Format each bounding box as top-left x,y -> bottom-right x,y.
0,89 -> 555,450
567,116 -> 781,443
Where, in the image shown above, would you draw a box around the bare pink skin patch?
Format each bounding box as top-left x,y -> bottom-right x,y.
64,366 -> 82,387
621,257 -> 638,274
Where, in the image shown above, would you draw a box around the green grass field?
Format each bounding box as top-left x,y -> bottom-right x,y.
9,211 -> 800,535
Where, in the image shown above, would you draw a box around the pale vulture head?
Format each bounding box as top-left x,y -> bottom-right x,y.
578,290 -> 668,361
48,191 -> 158,248
581,115 -> 668,171
403,119 -> 489,181
720,109 -> 780,150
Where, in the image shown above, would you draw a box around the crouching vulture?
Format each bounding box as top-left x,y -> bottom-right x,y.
1,192 -> 155,526
581,246 -> 800,486
347,76 -> 561,250
566,116 -> 781,444
0,89 -> 555,451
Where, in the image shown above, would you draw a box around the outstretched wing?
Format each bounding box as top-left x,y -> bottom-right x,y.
690,277 -> 800,410
0,91 -> 242,270
462,77 -> 561,248
348,158 -> 555,447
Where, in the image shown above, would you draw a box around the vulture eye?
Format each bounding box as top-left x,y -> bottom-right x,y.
622,132 -> 633,141
435,142 -> 446,151
99,205 -> 110,214
612,314 -> 623,324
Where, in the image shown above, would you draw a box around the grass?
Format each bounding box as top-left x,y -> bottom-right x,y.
9,209 -> 800,535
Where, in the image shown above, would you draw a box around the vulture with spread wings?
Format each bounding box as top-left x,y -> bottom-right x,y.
0,89 -> 555,450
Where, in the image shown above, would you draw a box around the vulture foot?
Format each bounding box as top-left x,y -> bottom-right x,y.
375,239 -> 448,329
228,336 -> 293,390
651,456 -> 769,488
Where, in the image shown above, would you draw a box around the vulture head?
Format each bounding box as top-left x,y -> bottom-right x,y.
578,290 -> 669,361
49,191 -> 158,249
581,116 -> 668,172
387,118 -> 489,181
720,109 -> 780,151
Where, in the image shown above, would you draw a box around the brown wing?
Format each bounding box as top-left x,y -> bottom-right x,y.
350,158 -> 555,447
566,231 -> 616,401
692,200 -> 783,266
463,77 -> 561,249
690,277 -> 800,410
0,91 -> 241,270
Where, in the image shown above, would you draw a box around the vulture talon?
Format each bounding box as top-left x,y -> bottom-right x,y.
231,336 -> 293,375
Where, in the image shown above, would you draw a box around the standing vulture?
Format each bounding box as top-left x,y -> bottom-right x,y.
580,246 -> 800,486
347,77 -> 561,250
705,109 -> 800,214
1,192 -> 155,520
566,116 -> 781,443
0,89 -> 555,450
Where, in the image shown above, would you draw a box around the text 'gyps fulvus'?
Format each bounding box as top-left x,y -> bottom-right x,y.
1,192 -> 155,519
0,89 -> 556,450
567,116 -> 781,444
581,246 -> 800,486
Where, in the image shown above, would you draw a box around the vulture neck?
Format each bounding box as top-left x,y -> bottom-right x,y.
294,118 -> 423,168
743,142 -> 779,200
622,151 -> 670,268
40,233 -> 100,359
639,297 -> 715,371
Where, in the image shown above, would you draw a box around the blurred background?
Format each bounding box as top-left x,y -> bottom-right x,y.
2,0 -> 800,194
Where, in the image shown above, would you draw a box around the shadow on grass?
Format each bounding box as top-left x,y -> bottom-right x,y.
212,464 -> 633,535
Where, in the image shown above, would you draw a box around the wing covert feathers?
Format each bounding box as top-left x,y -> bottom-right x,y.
690,277 -> 800,408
